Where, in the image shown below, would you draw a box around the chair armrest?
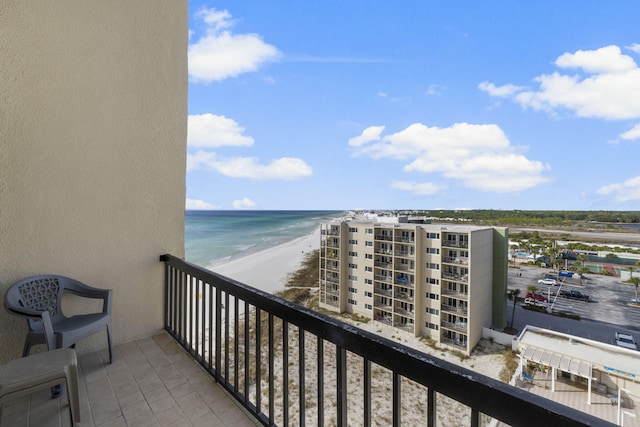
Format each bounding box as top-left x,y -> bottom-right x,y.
63,279 -> 113,314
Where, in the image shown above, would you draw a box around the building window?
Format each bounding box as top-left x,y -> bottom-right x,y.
348,263 -> 357,269
426,322 -> 439,331
365,228 -> 373,234
365,253 -> 373,259
348,251 -> 358,257
427,293 -> 439,300
349,227 -> 358,232
427,248 -> 440,255
365,278 -> 373,285
426,308 -> 439,315
348,239 -> 358,244
427,278 -> 440,285
348,275 -> 357,281
365,303 -> 373,310
348,287 -> 357,293
428,263 -> 439,270
365,241 -> 373,247
364,291 -> 372,298
365,266 -> 373,272
427,232 -> 440,239
348,299 -> 357,305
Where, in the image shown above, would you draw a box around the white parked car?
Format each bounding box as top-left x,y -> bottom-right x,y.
524,298 -> 547,308
615,332 -> 638,350
538,278 -> 557,286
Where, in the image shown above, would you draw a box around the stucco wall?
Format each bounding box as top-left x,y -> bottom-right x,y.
0,1 -> 188,363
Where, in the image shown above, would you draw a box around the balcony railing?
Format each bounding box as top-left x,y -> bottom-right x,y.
161,254 -> 611,427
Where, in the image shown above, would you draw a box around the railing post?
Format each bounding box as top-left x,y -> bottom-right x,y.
283,320 -> 289,426
268,313 -> 275,422
427,388 -> 436,427
393,372 -> 401,427
299,329 -> 305,427
317,336 -> 324,427
364,359 -> 371,427
336,345 -> 347,426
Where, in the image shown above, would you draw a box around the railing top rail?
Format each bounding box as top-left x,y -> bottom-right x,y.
160,254 -> 613,427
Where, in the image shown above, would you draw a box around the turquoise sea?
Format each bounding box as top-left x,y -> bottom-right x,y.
185,210 -> 345,269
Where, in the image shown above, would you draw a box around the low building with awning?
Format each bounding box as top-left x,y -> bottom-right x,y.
515,325 -> 639,406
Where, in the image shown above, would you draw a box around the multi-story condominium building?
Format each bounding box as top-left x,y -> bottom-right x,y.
319,218 -> 508,354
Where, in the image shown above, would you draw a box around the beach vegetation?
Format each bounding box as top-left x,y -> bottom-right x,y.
499,349 -> 519,383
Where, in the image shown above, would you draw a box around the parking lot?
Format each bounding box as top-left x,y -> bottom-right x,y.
508,265 -> 640,337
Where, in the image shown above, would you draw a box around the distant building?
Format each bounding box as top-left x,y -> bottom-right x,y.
319,218 -> 508,354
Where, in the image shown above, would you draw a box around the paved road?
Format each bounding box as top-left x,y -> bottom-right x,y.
507,265 -> 640,346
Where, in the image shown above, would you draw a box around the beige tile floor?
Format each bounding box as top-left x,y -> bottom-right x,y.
0,333 -> 261,427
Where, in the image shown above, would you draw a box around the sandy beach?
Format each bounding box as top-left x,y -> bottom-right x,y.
212,227 -> 321,294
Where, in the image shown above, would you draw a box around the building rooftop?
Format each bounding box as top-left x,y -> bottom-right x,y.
517,326 -> 640,381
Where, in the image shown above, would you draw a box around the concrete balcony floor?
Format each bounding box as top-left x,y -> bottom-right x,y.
1,333 -> 260,427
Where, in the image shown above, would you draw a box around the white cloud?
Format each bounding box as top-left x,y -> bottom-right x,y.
186,199 -> 218,210
348,125 -> 385,147
596,176 -> 640,202
425,84 -> 445,96
627,43 -> 640,54
620,123 -> 640,141
233,197 -> 257,209
391,181 -> 444,195
478,82 -> 523,97
189,7 -> 281,82
187,150 -> 312,179
188,114 -> 254,147
482,44 -> 640,120
555,45 -> 636,73
349,122 -> 551,193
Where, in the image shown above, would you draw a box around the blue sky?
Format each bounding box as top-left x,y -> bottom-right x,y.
186,1 -> 640,211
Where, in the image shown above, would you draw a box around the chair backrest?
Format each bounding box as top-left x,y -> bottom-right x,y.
5,276 -> 65,320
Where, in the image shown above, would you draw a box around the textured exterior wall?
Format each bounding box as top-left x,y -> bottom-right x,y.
0,1 -> 188,363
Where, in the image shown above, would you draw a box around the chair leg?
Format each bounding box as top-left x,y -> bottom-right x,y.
107,324 -> 113,364
22,339 -> 31,357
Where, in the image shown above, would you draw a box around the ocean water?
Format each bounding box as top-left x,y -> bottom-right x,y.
185,210 -> 345,269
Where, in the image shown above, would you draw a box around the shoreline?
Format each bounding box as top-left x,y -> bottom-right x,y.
212,227 -> 321,294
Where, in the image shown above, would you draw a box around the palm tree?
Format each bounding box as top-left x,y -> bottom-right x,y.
627,276 -> 640,305
508,288 -> 521,330
626,261 -> 640,305
576,253 -> 589,286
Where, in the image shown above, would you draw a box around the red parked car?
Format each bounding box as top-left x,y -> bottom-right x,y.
525,292 -> 548,302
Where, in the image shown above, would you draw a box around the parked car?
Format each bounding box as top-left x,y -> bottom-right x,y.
615,332 -> 638,350
538,278 -> 557,286
558,290 -> 590,301
524,298 -> 547,308
525,292 -> 548,302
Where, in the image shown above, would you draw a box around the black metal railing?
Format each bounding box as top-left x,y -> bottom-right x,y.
161,254 -> 612,427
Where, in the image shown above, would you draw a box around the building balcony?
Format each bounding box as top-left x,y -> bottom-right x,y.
442,272 -> 468,283
394,251 -> 414,257
441,336 -> 468,350
394,237 -> 415,243
373,287 -> 393,296
441,288 -> 468,299
374,234 -> 393,241
374,247 -> 393,255
442,256 -> 469,265
374,261 -> 393,268
441,304 -> 468,316
3,255 -> 610,426
441,320 -> 468,333
394,291 -> 412,301
442,241 -> 469,249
